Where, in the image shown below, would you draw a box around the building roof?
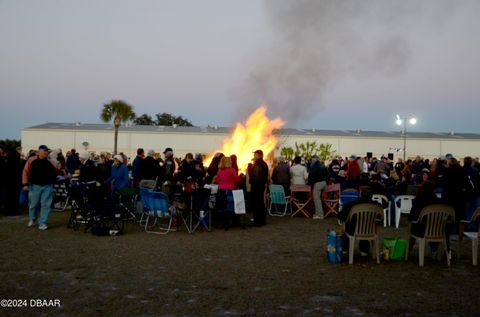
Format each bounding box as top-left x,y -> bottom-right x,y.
24,122 -> 480,140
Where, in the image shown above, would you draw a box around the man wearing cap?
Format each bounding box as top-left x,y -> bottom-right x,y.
160,147 -> 176,183
308,155 -> 328,219
249,150 -> 269,226
103,154 -> 130,196
22,145 -> 59,230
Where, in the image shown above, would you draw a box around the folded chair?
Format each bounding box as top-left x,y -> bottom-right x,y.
190,187 -> 212,232
52,178 -> 71,211
459,207 -> 480,265
345,203 -> 384,264
290,184 -> 312,218
268,184 -> 292,217
406,204 -> 455,267
371,194 -> 391,227
322,183 -> 341,218
117,187 -> 138,222
142,189 -> 173,234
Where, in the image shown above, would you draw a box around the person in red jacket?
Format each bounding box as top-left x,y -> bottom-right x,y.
215,156 -> 240,229
22,145 -> 59,230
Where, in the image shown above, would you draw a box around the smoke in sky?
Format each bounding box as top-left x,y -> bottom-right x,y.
231,0 -> 458,125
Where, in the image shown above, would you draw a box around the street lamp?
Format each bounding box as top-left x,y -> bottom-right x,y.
395,114 -> 417,161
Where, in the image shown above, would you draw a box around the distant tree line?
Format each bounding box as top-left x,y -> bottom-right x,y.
0,139 -> 21,151
100,99 -> 194,153
134,113 -> 193,127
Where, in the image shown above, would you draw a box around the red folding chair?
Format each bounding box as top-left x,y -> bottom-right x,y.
290,184 -> 312,218
322,183 -> 341,218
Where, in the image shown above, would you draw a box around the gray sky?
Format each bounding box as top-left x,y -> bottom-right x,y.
1,0 -> 479,139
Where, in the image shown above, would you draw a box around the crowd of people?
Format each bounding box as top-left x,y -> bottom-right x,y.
1,143 -> 479,237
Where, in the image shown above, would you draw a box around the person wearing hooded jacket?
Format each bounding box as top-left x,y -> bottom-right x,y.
308,155 -> 327,219
103,154 -> 130,195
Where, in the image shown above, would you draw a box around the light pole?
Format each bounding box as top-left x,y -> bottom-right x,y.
395,114 -> 417,161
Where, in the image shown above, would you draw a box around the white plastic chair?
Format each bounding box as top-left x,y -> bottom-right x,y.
372,194 -> 390,227
394,195 -> 415,228
459,208 -> 480,266
345,203 -> 384,264
406,204 -> 455,267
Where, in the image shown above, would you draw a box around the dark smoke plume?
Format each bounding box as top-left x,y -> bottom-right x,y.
231,0 -> 457,124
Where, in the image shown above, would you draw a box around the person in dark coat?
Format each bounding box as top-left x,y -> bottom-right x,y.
177,153 -> 195,183
206,152 -> 224,184
443,156 -> 467,228
131,148 -> 144,188
66,149 -> 80,174
78,152 -> 98,183
140,150 -> 161,181
249,150 -> 269,227
408,181 -> 449,253
271,156 -> 290,195
463,156 -> 480,224
0,147 -> 9,214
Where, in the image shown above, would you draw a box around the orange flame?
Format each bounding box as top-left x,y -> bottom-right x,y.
204,106 -> 285,173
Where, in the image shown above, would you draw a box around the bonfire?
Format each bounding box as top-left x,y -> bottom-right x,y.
204,106 -> 284,173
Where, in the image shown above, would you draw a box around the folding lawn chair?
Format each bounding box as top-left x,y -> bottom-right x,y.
290,184 -> 312,218
268,184 -> 292,217
142,189 -> 173,234
190,187 -> 212,233
322,183 -> 341,218
117,187 -> 138,222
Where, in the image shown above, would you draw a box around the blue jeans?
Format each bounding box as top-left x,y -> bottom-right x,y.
29,184 -> 53,225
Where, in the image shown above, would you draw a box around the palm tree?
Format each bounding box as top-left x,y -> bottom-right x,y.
100,99 -> 136,154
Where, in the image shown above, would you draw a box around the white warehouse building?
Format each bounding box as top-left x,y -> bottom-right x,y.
21,122 -> 480,161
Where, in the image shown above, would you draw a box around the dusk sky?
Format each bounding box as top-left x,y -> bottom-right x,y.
1,0 -> 480,139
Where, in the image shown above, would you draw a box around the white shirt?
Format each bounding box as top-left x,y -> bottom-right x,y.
290,164 -> 308,185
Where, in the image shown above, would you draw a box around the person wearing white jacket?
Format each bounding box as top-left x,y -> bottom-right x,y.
290,156 -> 308,185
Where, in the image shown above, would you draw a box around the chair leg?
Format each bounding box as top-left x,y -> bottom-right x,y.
387,202 -> 391,226
405,237 -> 410,260
445,239 -> 451,266
375,239 -> 380,264
383,210 -> 387,227
473,238 -> 478,266
395,210 -> 400,229
349,237 -> 355,264
419,238 -> 425,267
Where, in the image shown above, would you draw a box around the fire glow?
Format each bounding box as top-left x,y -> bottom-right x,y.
204,106 -> 285,173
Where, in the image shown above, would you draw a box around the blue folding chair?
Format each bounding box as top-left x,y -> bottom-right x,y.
340,188 -> 359,211
141,189 -> 173,234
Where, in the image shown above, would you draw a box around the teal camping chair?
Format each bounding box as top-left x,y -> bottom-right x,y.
268,184 -> 292,217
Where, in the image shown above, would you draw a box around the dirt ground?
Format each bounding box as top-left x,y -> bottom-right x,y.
1,208 -> 479,317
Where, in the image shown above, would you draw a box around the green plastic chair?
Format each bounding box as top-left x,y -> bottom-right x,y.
268,184 -> 292,217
